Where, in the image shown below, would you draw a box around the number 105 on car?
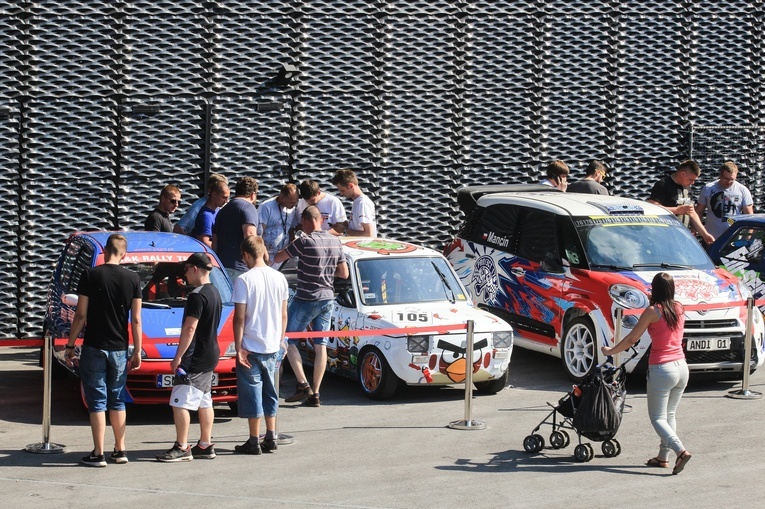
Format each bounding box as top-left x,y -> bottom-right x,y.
687,338 -> 730,351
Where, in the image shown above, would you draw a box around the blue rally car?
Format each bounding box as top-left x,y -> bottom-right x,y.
44,231 -> 238,407
708,214 -> 765,318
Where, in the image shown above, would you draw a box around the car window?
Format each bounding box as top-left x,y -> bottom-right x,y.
574,215 -> 714,270
357,256 -> 466,305
718,227 -> 765,267
516,209 -> 558,263
123,261 -> 233,307
462,204 -> 519,248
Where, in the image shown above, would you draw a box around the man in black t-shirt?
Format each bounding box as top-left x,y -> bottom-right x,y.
66,234 -> 143,467
157,252 -> 222,462
648,159 -> 715,245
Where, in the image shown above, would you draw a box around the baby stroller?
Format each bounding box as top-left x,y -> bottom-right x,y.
522,348 -> 637,462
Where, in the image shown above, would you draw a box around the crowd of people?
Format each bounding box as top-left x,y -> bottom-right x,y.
70,159 -> 753,470
542,158 -> 754,246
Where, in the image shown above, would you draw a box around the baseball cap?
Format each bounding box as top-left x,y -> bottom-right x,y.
184,253 -> 213,271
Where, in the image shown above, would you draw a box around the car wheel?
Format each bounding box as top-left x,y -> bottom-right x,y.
358,349 -> 399,400
561,317 -> 597,382
474,368 -> 509,394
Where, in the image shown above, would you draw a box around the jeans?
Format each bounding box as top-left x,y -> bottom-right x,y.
236,352 -> 278,419
646,359 -> 689,460
78,345 -> 128,412
286,298 -> 333,346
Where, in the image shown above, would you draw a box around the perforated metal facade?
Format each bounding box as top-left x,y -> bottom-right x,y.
0,0 -> 763,337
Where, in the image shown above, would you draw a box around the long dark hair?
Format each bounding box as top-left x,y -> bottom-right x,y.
649,272 -> 681,330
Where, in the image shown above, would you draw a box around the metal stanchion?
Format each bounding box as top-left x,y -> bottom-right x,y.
727,297 -> 762,400
449,320 -> 486,430
25,332 -> 66,453
613,308 -> 632,413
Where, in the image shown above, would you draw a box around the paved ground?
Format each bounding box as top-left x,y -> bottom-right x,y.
1,346 -> 763,509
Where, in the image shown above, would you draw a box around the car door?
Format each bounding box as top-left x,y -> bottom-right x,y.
329,255 -> 361,376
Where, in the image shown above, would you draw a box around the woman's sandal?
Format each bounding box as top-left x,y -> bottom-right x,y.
672,451 -> 692,475
646,457 -> 669,468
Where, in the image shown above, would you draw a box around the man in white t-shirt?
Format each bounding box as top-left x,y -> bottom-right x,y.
232,235 -> 288,455
695,161 -> 754,238
331,169 -> 377,237
296,179 -> 347,236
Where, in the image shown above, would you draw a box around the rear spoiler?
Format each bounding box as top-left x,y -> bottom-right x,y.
456,184 -> 560,214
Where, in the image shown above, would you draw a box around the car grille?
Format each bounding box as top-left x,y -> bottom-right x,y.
126,372 -> 238,401
685,319 -> 739,329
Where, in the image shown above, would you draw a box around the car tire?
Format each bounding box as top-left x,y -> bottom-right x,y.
358,348 -> 399,400
561,317 -> 597,382
474,368 -> 509,394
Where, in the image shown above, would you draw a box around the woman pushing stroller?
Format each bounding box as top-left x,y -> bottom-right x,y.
601,272 -> 693,475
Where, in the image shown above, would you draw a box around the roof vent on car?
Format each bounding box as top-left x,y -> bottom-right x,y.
588,201 -> 644,215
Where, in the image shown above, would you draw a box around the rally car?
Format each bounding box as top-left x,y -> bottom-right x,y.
708,214 -> 765,316
281,238 -> 514,400
444,185 -> 765,381
44,231 -> 237,407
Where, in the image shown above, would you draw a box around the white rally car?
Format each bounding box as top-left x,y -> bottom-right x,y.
280,238 -> 514,400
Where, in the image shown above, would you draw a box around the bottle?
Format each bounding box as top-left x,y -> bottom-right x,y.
176,367 -> 189,382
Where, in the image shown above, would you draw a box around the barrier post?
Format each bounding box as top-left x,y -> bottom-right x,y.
727,297 -> 762,400
448,320 -> 486,430
25,332 -> 66,453
613,308 -> 623,369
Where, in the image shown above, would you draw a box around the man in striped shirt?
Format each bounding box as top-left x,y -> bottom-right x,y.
273,206 -> 349,407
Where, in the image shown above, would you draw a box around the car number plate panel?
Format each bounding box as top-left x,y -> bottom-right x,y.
156,373 -> 219,388
686,338 -> 730,351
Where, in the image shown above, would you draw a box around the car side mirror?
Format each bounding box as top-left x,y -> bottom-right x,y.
62,293 -> 79,306
336,288 -> 356,308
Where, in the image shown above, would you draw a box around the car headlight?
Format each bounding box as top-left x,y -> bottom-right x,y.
407,335 -> 430,353
609,284 -> 649,309
492,330 -> 513,349
224,342 -> 237,357
621,314 -> 640,329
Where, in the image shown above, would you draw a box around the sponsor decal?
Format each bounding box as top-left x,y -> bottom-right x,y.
344,239 -> 418,255
481,231 -> 509,247
471,255 -> 499,301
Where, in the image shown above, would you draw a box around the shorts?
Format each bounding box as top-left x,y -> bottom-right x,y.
79,345 -> 129,413
236,352 -> 278,419
169,371 -> 213,411
286,298 -> 333,346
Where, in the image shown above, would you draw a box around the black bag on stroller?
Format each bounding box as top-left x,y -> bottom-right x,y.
572,371 -> 625,441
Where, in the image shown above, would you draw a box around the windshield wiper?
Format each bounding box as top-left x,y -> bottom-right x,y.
143,302 -> 172,309
590,263 -> 634,271
431,261 -> 456,304
632,262 -> 694,270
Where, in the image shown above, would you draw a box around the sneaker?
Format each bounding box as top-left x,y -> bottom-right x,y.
191,443 -> 216,459
234,440 -> 262,455
302,393 -> 321,407
81,451 -> 107,468
156,442 -> 193,462
284,383 -> 313,403
110,449 -> 128,464
260,438 -> 277,453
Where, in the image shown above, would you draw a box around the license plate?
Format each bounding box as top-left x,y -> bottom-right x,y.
156,373 -> 219,388
687,338 -> 730,351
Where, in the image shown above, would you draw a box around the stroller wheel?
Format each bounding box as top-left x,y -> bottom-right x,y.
585,443 -> 595,461
574,444 -> 590,462
523,435 -> 541,453
611,438 -> 621,457
601,440 -> 618,458
532,434 -> 545,451
561,430 -> 571,448
550,431 -> 566,449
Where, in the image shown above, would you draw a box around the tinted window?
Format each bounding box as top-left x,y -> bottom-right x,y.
517,209 -> 558,262
464,204 -> 520,250
59,239 -> 94,293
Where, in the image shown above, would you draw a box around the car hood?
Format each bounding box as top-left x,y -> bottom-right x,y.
605,268 -> 742,304
359,301 -> 512,333
140,306 -> 235,359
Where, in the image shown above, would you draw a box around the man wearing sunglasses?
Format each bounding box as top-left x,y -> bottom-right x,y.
145,184 -> 182,232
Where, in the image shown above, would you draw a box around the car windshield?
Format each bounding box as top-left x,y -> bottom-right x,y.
573,215 -> 714,270
356,256 -> 467,305
123,261 -> 233,308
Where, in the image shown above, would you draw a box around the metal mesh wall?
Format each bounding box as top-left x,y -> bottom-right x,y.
1,0 -> 764,337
